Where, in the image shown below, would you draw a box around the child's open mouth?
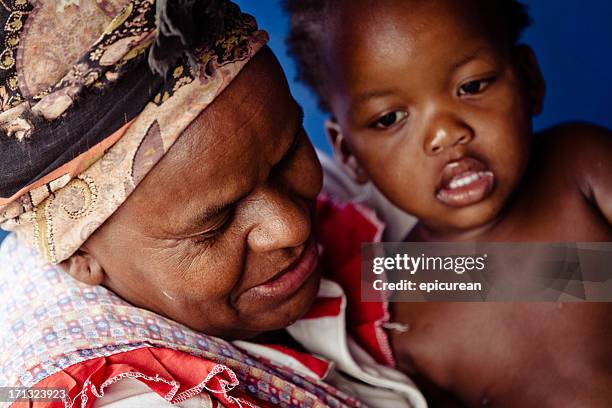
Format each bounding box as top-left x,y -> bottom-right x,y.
436,157 -> 495,207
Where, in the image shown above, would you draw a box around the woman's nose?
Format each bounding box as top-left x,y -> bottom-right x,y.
424,115 -> 473,155
246,187 -> 311,253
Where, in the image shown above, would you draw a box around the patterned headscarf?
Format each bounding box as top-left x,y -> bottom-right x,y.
0,0 -> 267,263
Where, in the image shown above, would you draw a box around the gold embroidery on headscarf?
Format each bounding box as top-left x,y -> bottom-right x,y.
35,195 -> 55,263
59,176 -> 98,219
0,0 -> 31,110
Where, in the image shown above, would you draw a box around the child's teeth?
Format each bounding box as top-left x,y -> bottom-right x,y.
448,172 -> 485,189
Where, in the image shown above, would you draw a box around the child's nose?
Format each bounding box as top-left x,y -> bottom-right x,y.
424,116 -> 473,155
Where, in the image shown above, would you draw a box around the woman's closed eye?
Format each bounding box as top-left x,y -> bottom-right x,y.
194,209 -> 235,242
458,77 -> 496,96
370,110 -> 408,130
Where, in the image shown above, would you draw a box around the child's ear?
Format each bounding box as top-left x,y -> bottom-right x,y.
515,45 -> 545,115
59,246 -> 105,286
325,119 -> 369,184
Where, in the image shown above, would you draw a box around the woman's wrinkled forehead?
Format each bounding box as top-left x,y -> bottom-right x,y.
122,47 -> 303,231
154,47 -> 297,184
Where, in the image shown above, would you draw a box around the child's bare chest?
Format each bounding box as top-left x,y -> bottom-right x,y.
481,171 -> 612,242
389,301 -> 612,407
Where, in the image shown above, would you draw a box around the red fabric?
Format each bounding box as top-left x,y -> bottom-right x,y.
301,296 -> 343,319
316,196 -> 395,367
316,196 -> 381,273
28,347 -> 265,408
263,345 -> 331,379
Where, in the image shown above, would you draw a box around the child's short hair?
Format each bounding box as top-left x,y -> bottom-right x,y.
284,0 -> 532,112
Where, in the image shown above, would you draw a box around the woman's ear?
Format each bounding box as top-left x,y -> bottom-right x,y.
325,119 -> 369,184
515,45 -> 545,116
59,247 -> 105,286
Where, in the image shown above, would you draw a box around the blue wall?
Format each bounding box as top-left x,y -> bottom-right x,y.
1,1 -> 610,243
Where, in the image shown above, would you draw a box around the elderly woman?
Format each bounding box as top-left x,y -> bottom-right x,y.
0,1 -> 426,407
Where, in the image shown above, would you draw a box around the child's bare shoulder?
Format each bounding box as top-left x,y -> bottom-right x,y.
537,121 -> 610,154
535,122 -> 612,222
536,122 -> 611,177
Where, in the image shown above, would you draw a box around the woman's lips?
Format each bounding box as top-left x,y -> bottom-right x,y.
436,157 -> 495,207
243,239 -> 319,300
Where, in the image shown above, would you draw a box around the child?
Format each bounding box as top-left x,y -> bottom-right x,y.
286,0 -> 612,406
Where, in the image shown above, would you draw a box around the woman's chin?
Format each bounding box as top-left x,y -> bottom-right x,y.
251,267 -> 322,334
199,269 -> 322,340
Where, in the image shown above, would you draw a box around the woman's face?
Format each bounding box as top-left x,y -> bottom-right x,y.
82,48 -> 323,339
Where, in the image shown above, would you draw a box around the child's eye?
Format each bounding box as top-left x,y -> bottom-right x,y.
458,77 -> 495,96
371,111 -> 408,129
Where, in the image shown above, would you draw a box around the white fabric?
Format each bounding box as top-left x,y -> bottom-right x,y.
94,378 -> 213,407
288,280 -> 428,408
318,150 -> 417,241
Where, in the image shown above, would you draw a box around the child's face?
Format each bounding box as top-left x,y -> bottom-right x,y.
325,0 -> 542,233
